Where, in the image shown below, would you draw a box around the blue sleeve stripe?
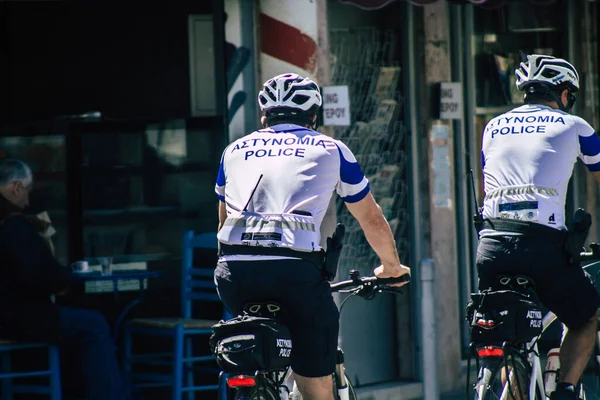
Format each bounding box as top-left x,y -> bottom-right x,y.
581,152 -> 600,166
341,183 -> 370,203
481,151 -> 485,170
216,160 -> 225,186
337,145 -> 364,185
217,194 -> 225,202
585,160 -> 600,172
579,133 -> 600,156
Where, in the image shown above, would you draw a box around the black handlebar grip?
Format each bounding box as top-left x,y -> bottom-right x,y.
374,274 -> 411,285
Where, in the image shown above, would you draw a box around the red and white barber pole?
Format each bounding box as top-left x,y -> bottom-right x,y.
259,0 -> 319,83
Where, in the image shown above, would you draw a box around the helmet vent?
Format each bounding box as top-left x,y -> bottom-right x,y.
541,70 -> 559,78
292,95 -> 310,105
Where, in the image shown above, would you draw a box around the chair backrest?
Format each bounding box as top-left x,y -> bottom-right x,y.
181,230 -> 220,318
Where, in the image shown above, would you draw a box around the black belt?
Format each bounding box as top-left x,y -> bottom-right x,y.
481,218 -> 567,247
220,244 -> 325,266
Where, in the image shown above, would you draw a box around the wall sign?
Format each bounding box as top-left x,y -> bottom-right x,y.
322,85 -> 351,126
440,82 -> 462,120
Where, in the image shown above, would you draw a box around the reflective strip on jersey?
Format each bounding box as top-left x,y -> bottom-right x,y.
217,211 -> 320,252
481,104 -> 600,231
214,124 -> 369,252
222,216 -> 316,232
484,185 -> 558,200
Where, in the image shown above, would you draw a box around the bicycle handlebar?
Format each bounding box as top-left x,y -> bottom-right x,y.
330,269 -> 410,297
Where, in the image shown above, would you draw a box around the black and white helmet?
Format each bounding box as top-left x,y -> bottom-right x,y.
258,73 -> 322,113
515,55 -> 579,92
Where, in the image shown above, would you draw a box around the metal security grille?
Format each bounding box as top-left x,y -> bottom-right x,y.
329,27 -> 409,277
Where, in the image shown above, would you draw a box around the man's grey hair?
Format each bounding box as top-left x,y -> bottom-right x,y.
0,159 -> 33,188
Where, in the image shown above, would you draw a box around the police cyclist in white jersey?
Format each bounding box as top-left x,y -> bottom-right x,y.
478,55 -> 600,400
214,73 -> 410,400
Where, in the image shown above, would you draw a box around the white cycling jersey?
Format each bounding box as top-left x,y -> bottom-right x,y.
215,124 -> 369,258
481,104 -> 600,232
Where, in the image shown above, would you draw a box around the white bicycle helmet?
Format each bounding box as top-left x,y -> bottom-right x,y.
515,55 -> 579,92
258,73 -> 322,113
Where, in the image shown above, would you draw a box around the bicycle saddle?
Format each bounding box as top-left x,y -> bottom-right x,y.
492,274 -> 536,293
242,301 -> 286,319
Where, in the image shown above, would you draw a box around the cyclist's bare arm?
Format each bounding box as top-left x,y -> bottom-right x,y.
218,201 -> 227,235
217,201 -> 227,252
345,192 -> 410,282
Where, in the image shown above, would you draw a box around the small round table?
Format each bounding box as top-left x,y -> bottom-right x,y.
70,270 -> 163,343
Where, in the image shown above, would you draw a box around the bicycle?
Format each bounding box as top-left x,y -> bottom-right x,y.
466,242 -> 600,400
210,269 -> 411,400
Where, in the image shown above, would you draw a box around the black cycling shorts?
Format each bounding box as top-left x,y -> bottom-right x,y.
477,234 -> 600,330
214,258 -> 339,377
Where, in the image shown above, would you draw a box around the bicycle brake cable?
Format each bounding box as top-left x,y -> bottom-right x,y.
339,291 -> 359,313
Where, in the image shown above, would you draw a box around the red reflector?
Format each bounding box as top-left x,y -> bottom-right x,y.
476,319 -> 495,327
227,375 -> 256,388
477,346 -> 504,357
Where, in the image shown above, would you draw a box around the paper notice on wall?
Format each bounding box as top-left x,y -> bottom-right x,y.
440,82 -> 462,120
322,86 -> 351,126
431,125 -> 451,208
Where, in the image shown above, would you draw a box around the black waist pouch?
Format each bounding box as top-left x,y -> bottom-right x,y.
210,315 -> 292,374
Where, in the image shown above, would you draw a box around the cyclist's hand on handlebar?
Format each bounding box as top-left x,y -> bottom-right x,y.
374,264 -> 411,287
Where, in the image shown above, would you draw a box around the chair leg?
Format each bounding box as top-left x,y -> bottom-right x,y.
48,345 -> 62,400
123,324 -> 133,396
185,336 -> 194,400
172,325 -> 184,400
1,350 -> 12,400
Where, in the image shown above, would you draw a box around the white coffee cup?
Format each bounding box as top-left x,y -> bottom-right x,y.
71,260 -> 89,273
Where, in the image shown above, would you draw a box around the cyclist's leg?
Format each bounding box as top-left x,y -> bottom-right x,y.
558,312 -> 599,386
293,374 -> 334,400
277,260 -> 338,400
526,237 -> 600,392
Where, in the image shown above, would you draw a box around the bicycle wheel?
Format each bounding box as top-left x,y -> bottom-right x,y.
474,351 -> 542,400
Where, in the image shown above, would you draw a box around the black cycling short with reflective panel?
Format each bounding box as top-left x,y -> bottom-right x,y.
214,258 -> 339,377
477,234 -> 600,330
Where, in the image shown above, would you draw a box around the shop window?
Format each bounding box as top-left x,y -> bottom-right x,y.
473,0 -> 566,113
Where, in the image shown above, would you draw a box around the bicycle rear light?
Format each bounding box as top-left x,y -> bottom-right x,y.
477,346 -> 504,357
227,375 -> 256,388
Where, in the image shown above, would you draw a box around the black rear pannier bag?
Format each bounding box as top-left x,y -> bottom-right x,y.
210,315 -> 292,374
467,289 -> 543,344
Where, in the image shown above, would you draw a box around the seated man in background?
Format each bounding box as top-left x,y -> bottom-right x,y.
0,158 -> 126,400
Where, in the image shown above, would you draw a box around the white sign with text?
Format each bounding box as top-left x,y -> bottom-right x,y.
322,86 -> 351,126
440,82 -> 462,120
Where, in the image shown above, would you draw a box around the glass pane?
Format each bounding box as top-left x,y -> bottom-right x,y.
472,1 -> 566,109
0,135 -> 68,264
80,119 -> 218,266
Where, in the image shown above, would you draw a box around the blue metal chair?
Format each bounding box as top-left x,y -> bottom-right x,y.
123,231 -> 226,400
0,340 -> 61,399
